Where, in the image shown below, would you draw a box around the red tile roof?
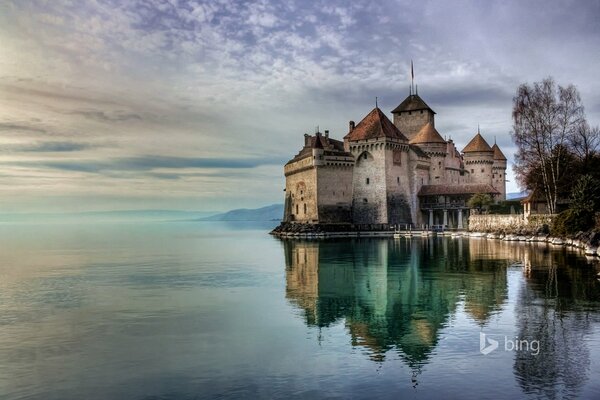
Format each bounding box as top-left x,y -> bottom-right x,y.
462,133 -> 493,153
492,143 -> 507,160
391,94 -> 435,114
409,122 -> 446,144
344,108 -> 408,142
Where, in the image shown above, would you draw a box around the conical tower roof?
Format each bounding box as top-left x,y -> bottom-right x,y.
391,94 -> 436,114
409,122 -> 446,144
492,143 -> 507,160
344,108 -> 408,142
462,133 -> 493,153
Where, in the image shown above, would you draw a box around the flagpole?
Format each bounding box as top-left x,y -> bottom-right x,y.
411,60 -> 414,95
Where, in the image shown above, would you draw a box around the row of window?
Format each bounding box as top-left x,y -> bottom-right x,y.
364,177 -> 402,185
294,203 -> 308,215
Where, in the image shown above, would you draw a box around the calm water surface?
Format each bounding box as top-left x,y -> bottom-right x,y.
1,221 -> 600,399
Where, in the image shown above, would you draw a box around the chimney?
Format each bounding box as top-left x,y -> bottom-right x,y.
304,133 -> 310,146
349,121 -> 355,132
324,130 -> 329,138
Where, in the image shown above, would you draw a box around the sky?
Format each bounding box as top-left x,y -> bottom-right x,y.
1,0 -> 599,213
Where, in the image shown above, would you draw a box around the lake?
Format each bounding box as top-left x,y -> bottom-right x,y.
1,221 -> 600,399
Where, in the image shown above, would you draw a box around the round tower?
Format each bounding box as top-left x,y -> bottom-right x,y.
409,122 -> 447,183
491,143 -> 507,200
462,131 -> 494,186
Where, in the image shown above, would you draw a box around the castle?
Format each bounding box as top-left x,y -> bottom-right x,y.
281,89 -> 507,229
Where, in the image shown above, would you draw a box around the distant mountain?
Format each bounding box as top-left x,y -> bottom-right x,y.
201,204 -> 283,221
0,210 -> 216,223
506,191 -> 528,200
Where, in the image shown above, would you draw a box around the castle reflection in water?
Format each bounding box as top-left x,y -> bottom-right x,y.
282,237 -> 600,396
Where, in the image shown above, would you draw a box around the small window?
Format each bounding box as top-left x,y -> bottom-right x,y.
363,198 -> 368,203
397,177 -> 400,184
420,110 -> 423,114
303,204 -> 307,214
409,111 -> 412,115
296,204 -> 299,214
363,153 -> 367,160
471,169 -> 474,173
481,169 -> 484,173
439,161 -> 442,166
366,178 -> 370,185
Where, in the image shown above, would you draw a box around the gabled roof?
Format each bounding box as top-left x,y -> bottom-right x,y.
409,122 -> 446,144
344,107 -> 408,142
391,94 -> 436,114
418,184 -> 500,196
286,134 -> 350,165
462,133 -> 493,153
492,143 -> 507,160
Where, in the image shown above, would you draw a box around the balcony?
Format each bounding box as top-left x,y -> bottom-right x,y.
420,201 -> 467,210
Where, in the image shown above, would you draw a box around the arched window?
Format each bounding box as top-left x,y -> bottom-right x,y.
303,203 -> 307,214
366,178 -> 370,185
295,204 -> 299,214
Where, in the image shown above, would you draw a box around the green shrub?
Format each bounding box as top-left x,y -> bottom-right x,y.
551,208 -> 595,236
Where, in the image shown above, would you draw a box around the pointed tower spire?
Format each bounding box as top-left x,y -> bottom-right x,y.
375,96 -> 378,108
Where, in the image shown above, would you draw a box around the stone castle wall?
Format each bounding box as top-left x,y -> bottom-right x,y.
284,164 -> 318,222
316,166 -> 353,223
351,147 -> 388,224
385,146 -> 413,224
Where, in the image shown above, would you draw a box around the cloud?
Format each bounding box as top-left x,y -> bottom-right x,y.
68,109 -> 142,122
0,141 -> 95,152
8,155 -> 285,174
1,0 -> 599,211
0,123 -> 47,135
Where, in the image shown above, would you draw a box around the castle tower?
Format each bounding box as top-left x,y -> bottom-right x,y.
409,122 -> 447,184
344,108 -> 412,225
491,143 -> 507,201
462,131 -> 494,186
391,93 -> 436,141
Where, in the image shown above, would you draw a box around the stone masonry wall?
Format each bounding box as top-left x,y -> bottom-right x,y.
393,110 -> 433,141
317,166 -> 353,223
468,214 -> 554,232
385,146 -> 413,224
284,165 -> 318,222
352,147 -> 388,224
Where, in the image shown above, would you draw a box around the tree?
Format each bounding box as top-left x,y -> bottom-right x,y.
512,78 -> 586,214
552,174 -> 600,235
467,193 -> 493,213
570,122 -> 600,168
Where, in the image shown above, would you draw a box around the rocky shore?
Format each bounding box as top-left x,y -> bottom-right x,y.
270,222 -> 600,259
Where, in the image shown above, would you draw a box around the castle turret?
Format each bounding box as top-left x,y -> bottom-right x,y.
491,143 -> 507,200
409,122 -> 447,184
391,93 -> 436,141
462,132 -> 494,187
